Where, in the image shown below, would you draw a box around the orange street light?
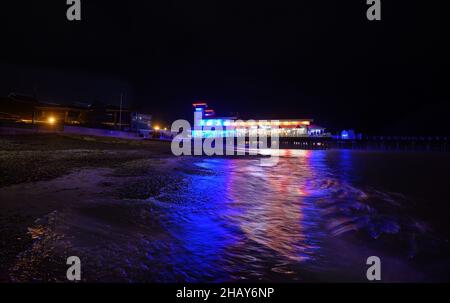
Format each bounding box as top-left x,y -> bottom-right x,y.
47,117 -> 56,125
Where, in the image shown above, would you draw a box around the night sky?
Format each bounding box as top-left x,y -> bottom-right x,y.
0,1 -> 448,135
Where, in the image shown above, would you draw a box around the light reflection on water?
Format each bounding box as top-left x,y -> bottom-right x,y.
147,149 -> 447,282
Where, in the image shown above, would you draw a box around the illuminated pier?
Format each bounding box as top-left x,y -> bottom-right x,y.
192,102 -> 328,139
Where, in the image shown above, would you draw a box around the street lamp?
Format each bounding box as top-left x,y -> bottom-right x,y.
47,117 -> 56,125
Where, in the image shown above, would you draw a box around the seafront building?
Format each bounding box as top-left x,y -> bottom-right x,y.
191,102 -> 328,138
0,93 -> 152,133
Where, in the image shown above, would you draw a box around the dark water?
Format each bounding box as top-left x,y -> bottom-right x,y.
15,149 -> 450,282
141,149 -> 450,282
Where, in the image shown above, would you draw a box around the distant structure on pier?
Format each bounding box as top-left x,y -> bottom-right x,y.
191,101 -> 328,138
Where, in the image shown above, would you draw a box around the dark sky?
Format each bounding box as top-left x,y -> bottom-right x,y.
0,0 -> 448,134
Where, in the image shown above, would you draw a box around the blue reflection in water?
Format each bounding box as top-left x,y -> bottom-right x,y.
151,160 -> 237,282
153,152 -> 332,282
146,150 -> 444,282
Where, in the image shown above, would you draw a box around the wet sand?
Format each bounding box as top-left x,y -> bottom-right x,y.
0,134 -> 189,281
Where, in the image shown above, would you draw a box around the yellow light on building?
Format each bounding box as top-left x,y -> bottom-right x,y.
154,125 -> 160,130
47,117 -> 56,125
